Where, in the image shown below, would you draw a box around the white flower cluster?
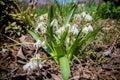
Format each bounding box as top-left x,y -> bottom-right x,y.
69,24 -> 79,36
74,12 -> 93,21
35,13 -> 48,34
23,54 -> 45,74
34,11 -> 93,46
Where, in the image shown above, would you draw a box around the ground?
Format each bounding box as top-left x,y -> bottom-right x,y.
0,19 -> 120,80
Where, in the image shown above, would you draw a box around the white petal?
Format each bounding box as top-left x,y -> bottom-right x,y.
36,22 -> 45,29
66,23 -> 71,28
85,14 -> 92,21
50,19 -> 58,27
23,63 -> 30,71
81,12 -> 87,17
74,14 -> 81,20
39,16 -> 44,21
41,27 -> 46,34
69,24 -> 79,35
66,37 -> 70,44
55,27 -> 65,35
88,25 -> 93,31
82,27 -> 89,34
34,40 -> 42,48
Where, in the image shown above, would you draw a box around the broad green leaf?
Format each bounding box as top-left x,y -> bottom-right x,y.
59,56 -> 70,80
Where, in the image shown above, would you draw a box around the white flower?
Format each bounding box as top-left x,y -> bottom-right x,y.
40,26 -> 46,34
23,54 -> 45,74
35,22 -> 46,34
36,22 -> 45,29
23,62 -> 32,74
50,19 -> 58,28
39,15 -> 44,21
66,23 -> 71,28
55,27 -> 65,35
80,12 -> 92,21
81,3 -> 85,7
34,40 -> 45,48
81,12 -> 86,18
39,13 -> 48,21
69,24 -> 79,35
74,14 -> 81,20
66,37 -> 70,44
88,25 -> 93,32
82,25 -> 93,34
82,26 -> 89,34
85,14 -> 93,21
41,41 -> 46,48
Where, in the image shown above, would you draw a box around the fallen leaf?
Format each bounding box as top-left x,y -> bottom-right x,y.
17,47 -> 26,60
19,35 -> 26,43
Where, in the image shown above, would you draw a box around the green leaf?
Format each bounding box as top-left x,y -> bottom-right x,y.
59,56 -> 70,80
23,13 -> 36,28
59,27 -> 69,45
46,4 -> 56,45
81,26 -> 104,51
54,0 -> 62,17
28,30 -> 53,56
48,5 -> 54,26
63,3 -> 77,27
68,29 -> 82,59
28,30 -> 40,40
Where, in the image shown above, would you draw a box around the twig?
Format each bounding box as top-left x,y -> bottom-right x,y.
3,34 -> 19,44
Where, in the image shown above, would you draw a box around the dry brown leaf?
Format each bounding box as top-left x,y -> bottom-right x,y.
17,47 -> 26,60
19,35 -> 26,43
51,74 -> 62,80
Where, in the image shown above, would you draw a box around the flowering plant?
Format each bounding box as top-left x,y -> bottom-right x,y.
24,1 -> 103,80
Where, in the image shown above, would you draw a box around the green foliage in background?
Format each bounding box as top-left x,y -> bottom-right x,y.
97,1 -> 120,19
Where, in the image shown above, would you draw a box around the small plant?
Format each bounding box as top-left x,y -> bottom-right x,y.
24,1 -> 103,80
